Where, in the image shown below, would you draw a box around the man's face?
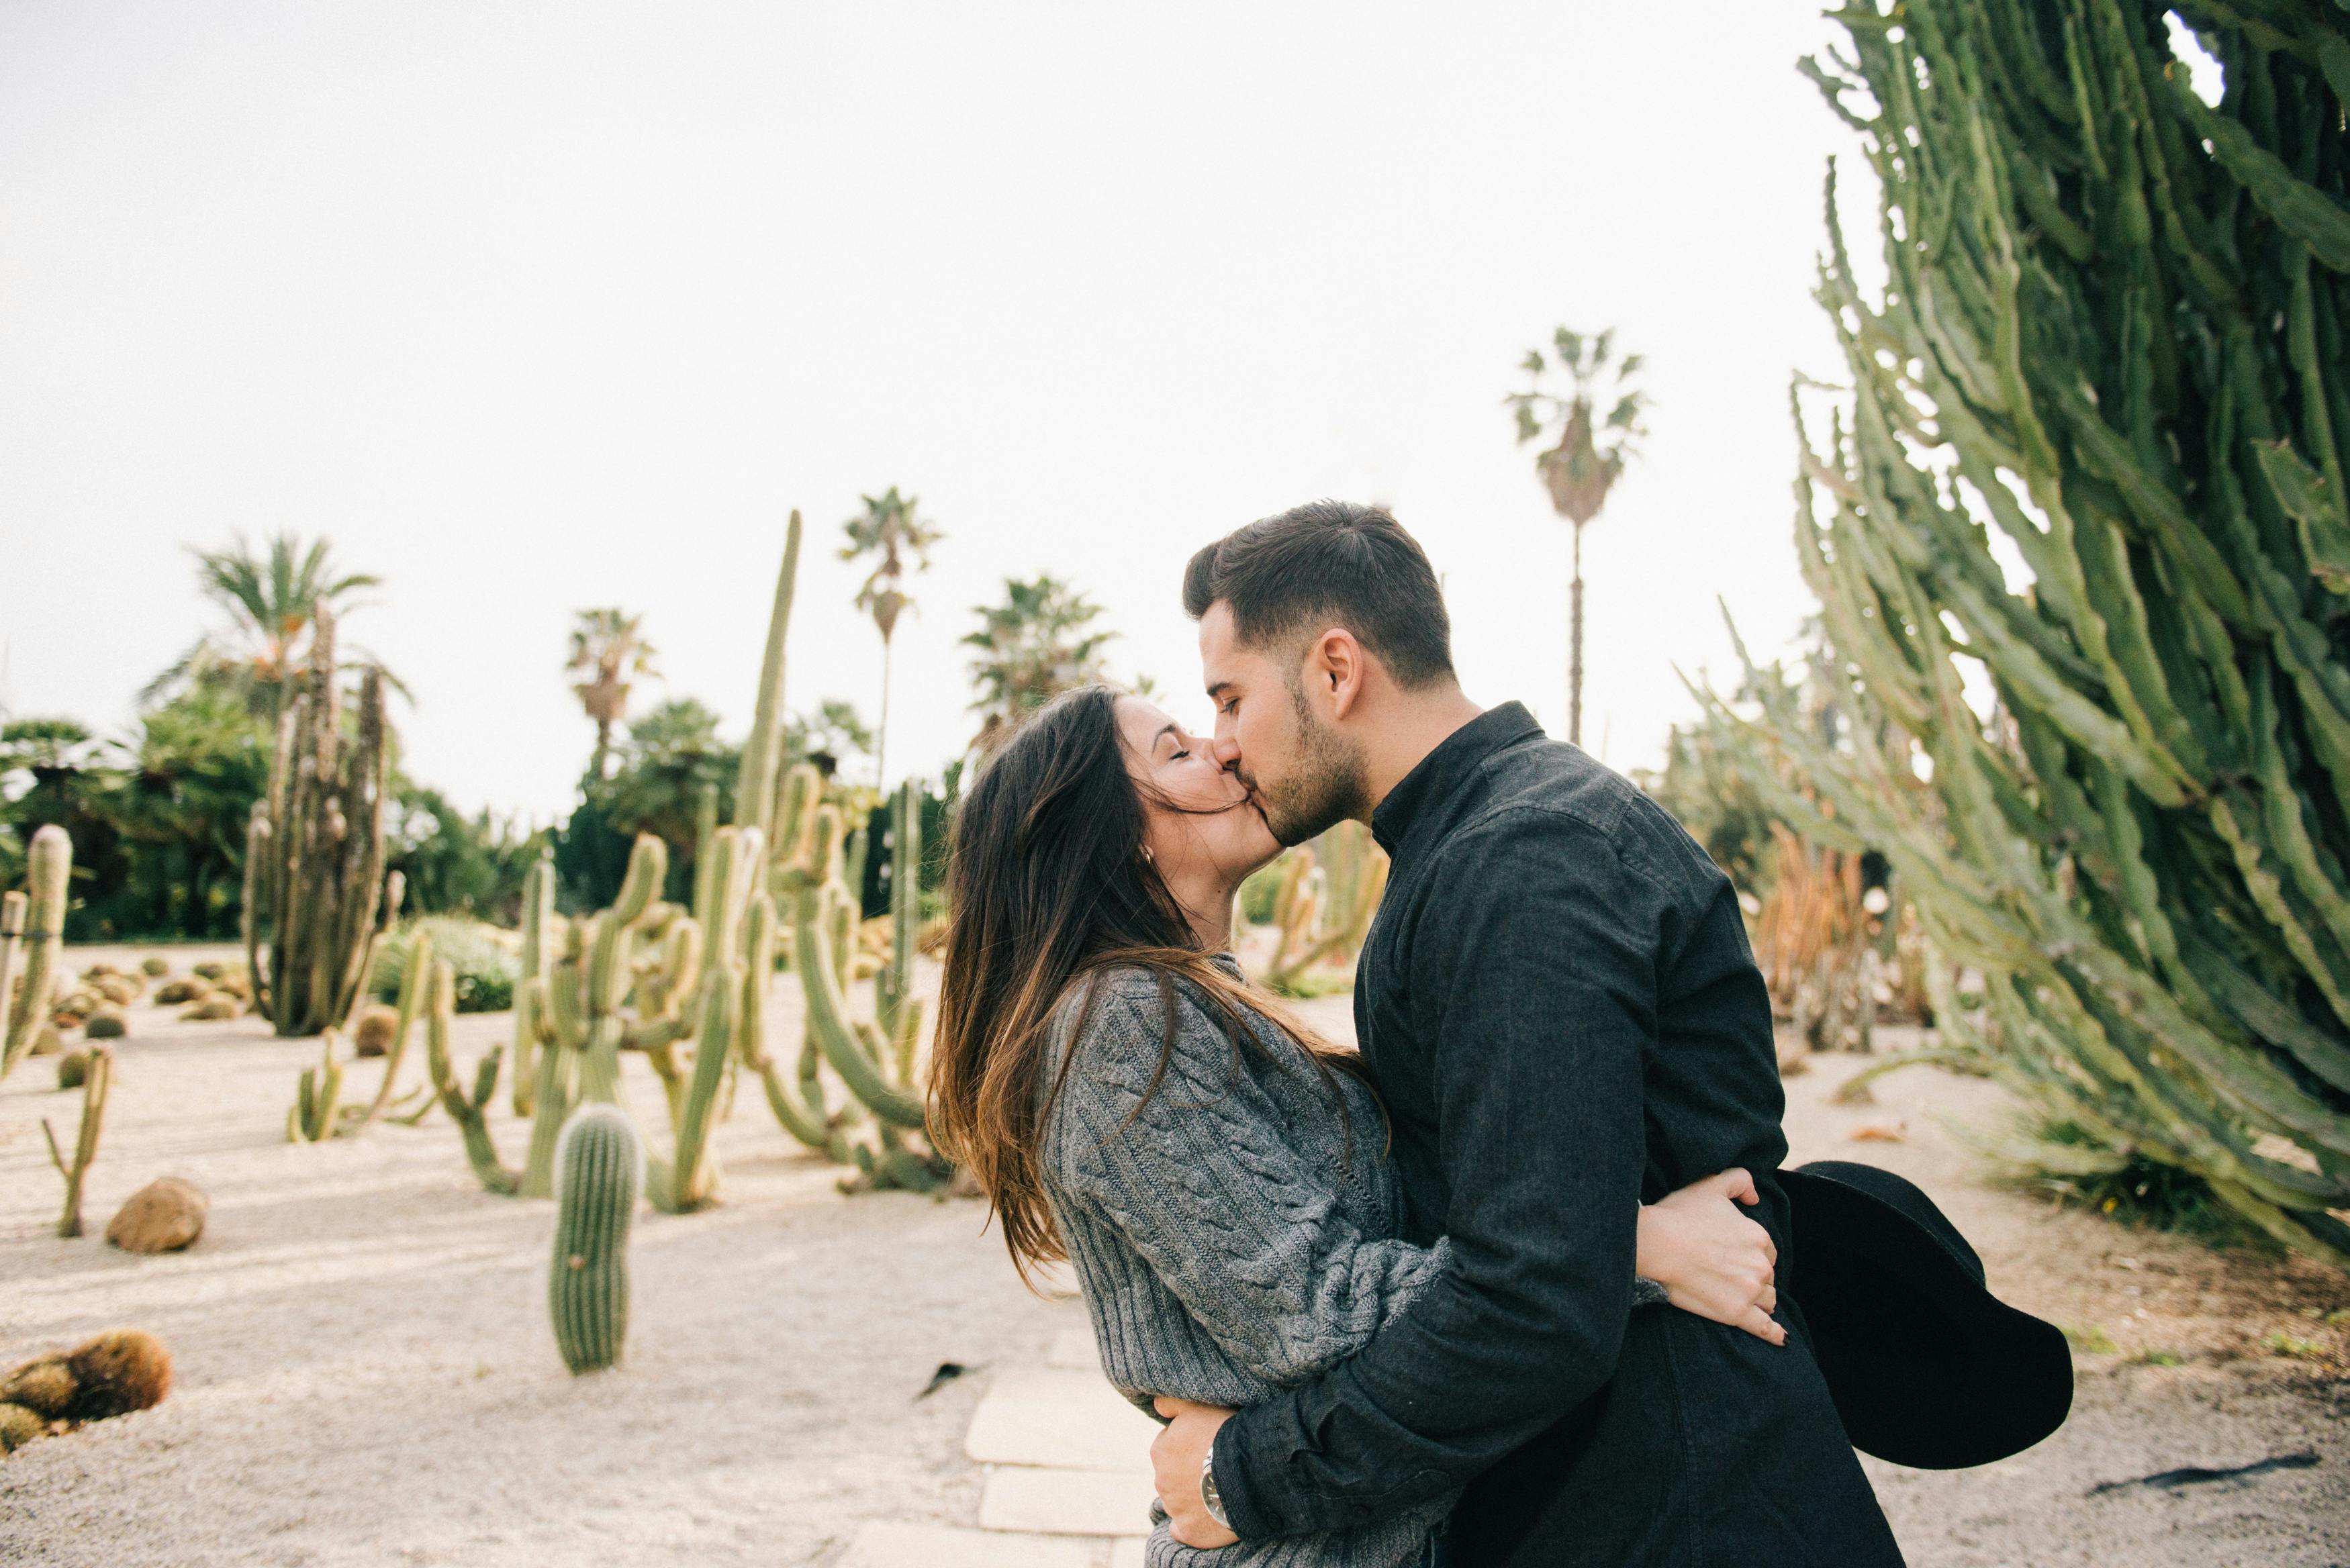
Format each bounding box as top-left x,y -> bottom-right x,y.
1198,601 -> 1368,846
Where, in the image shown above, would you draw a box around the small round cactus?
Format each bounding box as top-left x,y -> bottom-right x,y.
154,978 -> 210,1006
139,956 -> 170,977
56,1049 -> 90,1090
64,1330 -> 172,1420
84,1010 -> 128,1040
549,1104 -> 641,1374
351,1005 -> 399,1057
0,1402 -> 44,1454
180,997 -> 238,1022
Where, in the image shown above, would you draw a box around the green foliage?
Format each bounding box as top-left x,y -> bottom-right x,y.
963,575 -> 1117,758
146,530 -> 385,720
370,917 -> 518,1013
1705,3 -> 2350,1268
386,780 -> 543,922
1,691 -> 270,942
1996,1118 -> 2280,1253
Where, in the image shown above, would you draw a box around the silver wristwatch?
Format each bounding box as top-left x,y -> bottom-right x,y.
1201,1451 -> 1231,1528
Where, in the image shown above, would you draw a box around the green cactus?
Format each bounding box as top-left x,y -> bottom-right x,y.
549,1102 -> 641,1373
510,856 -> 554,1119
645,824 -> 763,1212
422,956 -> 520,1195
41,1043 -> 110,1237
243,605 -> 402,1037
1700,2 -> 2350,1265
1258,822 -> 1388,997
287,1033 -> 345,1143
2,828 -> 73,1082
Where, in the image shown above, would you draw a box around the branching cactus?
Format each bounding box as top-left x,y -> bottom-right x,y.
1260,822 -> 1389,996
2,826 -> 72,1083
243,605 -> 401,1037
645,824 -> 761,1212
550,1102 -> 640,1374
288,928 -> 434,1142
41,1043 -> 110,1237
287,1034 -> 345,1143
423,956 -> 519,1195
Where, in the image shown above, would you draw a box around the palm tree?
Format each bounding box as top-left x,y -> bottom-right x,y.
144,532 -> 383,720
566,609 -> 659,782
839,487 -> 943,789
1505,328 -> 1648,748
963,575 -> 1116,760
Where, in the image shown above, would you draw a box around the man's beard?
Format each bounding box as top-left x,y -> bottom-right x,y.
1250,679 -> 1370,848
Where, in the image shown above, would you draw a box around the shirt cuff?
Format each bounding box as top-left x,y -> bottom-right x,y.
1210,1400 -> 1285,1540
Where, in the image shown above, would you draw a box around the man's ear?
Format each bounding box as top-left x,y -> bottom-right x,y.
1313,629 -> 1368,721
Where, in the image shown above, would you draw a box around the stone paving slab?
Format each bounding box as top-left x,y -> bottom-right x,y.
965,1366 -> 1158,1473
1048,1326 -> 1104,1369
839,1521 -> 1107,1568
980,1464 -> 1156,1537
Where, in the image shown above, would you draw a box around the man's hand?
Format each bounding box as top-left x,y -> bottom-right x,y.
1637,1167 -> 1785,1345
1151,1396 -> 1239,1548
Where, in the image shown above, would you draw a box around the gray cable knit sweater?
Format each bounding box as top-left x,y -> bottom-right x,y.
1037,961 -> 1668,1568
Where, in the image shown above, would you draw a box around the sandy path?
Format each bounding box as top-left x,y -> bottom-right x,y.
2,956 -> 2345,1566
1,956 -> 1082,1566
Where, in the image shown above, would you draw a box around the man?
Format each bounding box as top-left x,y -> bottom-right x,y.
1150,500 -> 1902,1567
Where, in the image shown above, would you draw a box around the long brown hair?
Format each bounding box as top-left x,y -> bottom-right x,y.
927,683 -> 1372,1287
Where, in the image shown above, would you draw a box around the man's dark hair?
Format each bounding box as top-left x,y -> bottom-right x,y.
1181,499 -> 1454,687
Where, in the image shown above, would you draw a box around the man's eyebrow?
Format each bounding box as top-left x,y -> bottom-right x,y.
1204,679 -> 1233,699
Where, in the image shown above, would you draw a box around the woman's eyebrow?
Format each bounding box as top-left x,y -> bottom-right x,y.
1154,724 -> 1181,749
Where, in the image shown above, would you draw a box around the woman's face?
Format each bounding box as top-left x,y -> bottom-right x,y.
1116,695 -> 1282,889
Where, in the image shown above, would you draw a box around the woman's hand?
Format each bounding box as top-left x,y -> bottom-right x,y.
1636,1168 -> 1785,1345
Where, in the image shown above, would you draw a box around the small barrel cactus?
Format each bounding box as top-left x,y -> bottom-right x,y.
139,956 -> 169,977
549,1103 -> 641,1374
84,1010 -> 127,1040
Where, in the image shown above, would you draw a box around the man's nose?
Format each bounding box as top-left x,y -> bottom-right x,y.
1212,732 -> 1241,768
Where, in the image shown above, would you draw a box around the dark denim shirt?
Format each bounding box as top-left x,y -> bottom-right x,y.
1212,705 -> 1896,1567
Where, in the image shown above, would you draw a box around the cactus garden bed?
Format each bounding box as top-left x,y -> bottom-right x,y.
1,952 -> 2345,1565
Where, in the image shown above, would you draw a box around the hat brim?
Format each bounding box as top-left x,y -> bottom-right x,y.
1783,1165 -> 2073,1470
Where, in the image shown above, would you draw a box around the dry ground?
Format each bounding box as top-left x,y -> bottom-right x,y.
0,948 -> 2343,1566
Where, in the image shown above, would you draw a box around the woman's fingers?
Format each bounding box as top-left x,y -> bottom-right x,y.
1737,1305 -> 1788,1345
1758,1283 -> 1778,1314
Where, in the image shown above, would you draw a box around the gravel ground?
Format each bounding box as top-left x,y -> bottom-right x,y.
1,948 -> 2344,1565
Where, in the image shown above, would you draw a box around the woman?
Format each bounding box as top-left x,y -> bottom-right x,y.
930,686 -> 1783,1568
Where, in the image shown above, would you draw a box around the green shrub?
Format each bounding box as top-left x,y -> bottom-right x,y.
370,917 -> 518,1014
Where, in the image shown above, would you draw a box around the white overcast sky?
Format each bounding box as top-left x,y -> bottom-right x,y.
0,2 -> 1879,822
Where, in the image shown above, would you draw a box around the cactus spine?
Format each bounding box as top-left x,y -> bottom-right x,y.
41,1043 -> 110,1237
2,826 -> 72,1082
244,605 -> 401,1036
1699,3 -> 2350,1265
549,1102 -> 640,1374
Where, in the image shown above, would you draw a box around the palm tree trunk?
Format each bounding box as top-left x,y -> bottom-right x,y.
1568,522 -> 1585,748
590,720 -> 612,783
876,634 -> 894,791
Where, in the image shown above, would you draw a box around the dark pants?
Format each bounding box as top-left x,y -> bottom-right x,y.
1446,1302 -> 1904,1567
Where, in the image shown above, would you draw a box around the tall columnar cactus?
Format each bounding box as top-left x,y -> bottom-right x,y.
1259,822 -> 1389,996
645,824 -> 762,1213
1,826 -> 72,1082
41,1043 -> 110,1237
510,856 -> 554,1119
549,1102 -> 641,1374
243,605 -> 401,1037
1703,3 -> 2350,1265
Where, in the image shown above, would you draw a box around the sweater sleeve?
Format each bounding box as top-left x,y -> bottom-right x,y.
1042,973 -> 1451,1389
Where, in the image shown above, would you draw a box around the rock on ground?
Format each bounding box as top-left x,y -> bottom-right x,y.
104,1178 -> 207,1255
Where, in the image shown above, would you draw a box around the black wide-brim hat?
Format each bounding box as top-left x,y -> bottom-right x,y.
1781,1160 -> 2072,1470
